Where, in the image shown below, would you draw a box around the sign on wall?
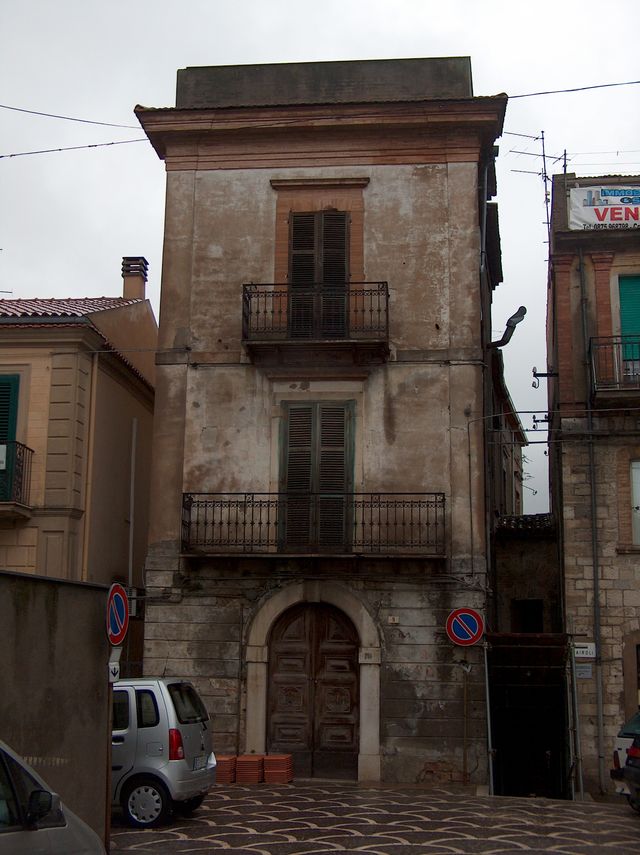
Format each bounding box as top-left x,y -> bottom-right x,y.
445,607 -> 485,646
569,186 -> 640,231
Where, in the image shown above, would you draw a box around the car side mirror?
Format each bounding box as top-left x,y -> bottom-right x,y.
26,788 -> 55,828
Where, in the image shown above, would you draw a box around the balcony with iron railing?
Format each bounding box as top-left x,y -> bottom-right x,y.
590,336 -> 640,401
0,441 -> 34,518
241,282 -> 390,364
182,492 -> 445,557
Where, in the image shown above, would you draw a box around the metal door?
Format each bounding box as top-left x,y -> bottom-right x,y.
267,603 -> 359,779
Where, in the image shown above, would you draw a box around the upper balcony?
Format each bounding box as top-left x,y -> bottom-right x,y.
181,491 -> 445,558
590,336 -> 640,403
0,441 -> 34,519
242,282 -> 390,366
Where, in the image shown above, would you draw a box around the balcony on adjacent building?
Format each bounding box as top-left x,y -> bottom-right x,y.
0,441 -> 34,518
182,492 -> 445,557
590,336 -> 640,402
242,282 -> 390,365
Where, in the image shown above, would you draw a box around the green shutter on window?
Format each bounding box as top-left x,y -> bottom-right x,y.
619,276 -> 640,362
280,401 -> 354,550
0,375 -> 19,443
0,375 -> 19,502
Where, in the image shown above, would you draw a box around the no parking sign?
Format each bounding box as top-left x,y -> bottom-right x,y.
106,583 -> 129,646
446,607 -> 484,647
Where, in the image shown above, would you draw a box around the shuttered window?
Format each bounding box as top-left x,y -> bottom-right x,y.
0,375 -> 19,501
619,275 -> 640,363
280,401 -> 354,551
0,376 -> 19,443
289,212 -> 349,338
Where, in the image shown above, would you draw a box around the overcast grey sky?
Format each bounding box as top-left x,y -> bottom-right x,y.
2,0 -> 639,511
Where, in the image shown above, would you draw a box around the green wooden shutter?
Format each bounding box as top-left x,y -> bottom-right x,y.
0,375 -> 19,501
0,375 -> 19,443
281,401 -> 354,550
619,276 -> 640,362
282,404 -> 314,547
317,404 -> 351,549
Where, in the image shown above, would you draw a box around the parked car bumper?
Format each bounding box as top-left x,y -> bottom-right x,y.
167,753 -> 217,801
622,764 -> 640,798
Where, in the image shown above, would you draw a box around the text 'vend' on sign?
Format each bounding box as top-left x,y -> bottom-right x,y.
106,583 -> 129,646
446,607 -> 485,647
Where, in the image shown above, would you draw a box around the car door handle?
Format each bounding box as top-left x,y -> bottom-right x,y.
112,736 -> 125,744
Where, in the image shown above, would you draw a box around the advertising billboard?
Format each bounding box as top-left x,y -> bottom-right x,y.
569,185 -> 640,231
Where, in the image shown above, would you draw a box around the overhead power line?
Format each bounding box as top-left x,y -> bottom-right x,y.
510,79 -> 640,98
0,138 -> 147,159
0,102 -> 139,129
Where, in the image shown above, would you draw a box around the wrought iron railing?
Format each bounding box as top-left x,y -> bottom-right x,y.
591,336 -> 640,391
182,492 -> 445,555
242,282 -> 389,342
0,441 -> 34,506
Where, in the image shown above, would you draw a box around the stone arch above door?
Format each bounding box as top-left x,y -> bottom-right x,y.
245,580 -> 381,781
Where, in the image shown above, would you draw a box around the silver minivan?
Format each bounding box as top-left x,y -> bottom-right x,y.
112,678 -> 216,827
0,739 -> 105,854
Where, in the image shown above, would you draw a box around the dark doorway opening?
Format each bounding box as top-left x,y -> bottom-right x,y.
487,633 -> 570,799
267,603 -> 359,779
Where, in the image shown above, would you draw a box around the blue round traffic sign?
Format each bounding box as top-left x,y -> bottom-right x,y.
446,607 -> 484,646
107,583 -> 129,646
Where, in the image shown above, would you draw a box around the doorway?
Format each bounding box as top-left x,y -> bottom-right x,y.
267,602 -> 359,779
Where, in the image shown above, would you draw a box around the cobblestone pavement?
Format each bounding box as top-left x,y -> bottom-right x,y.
110,782 -> 640,854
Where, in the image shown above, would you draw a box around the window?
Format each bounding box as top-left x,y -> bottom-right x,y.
112,690 -> 130,731
168,683 -> 209,724
0,375 -> 19,502
619,275 -> 640,372
0,754 -> 19,830
631,461 -> 640,545
280,401 -> 354,551
2,752 -> 65,829
136,690 -> 159,728
289,211 -> 349,339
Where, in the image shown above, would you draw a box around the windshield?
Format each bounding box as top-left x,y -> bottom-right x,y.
167,683 -> 210,724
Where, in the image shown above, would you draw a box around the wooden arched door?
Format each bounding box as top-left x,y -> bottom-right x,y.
267,603 -> 359,779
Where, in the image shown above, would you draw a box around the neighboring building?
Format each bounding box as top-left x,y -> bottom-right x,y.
137,58 -> 513,784
548,173 -> 640,794
0,257 -> 157,671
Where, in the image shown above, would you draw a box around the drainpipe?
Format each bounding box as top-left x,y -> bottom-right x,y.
577,248 -> 606,793
128,417 -> 137,590
81,352 -> 99,581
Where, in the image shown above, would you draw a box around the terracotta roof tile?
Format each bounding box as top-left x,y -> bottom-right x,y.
0,297 -> 141,318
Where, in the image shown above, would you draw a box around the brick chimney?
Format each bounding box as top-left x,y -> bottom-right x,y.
121,256 -> 148,300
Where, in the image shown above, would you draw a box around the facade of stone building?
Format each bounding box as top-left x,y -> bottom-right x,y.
548,173 -> 640,794
138,58 -> 512,784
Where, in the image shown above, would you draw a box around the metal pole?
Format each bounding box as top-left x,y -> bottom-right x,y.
569,639 -> 585,799
483,641 -> 494,794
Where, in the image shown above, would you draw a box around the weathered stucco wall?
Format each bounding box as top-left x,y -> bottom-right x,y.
155,163 -> 485,566
145,569 -> 488,785
0,571 -> 109,840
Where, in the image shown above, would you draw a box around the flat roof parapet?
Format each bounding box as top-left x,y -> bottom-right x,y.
176,57 -> 474,109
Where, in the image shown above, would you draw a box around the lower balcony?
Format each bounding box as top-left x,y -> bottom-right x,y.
0,441 -> 34,519
182,492 -> 446,557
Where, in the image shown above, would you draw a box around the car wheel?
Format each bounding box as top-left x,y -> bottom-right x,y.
121,777 -> 171,828
173,794 -> 206,816
627,794 -> 640,814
